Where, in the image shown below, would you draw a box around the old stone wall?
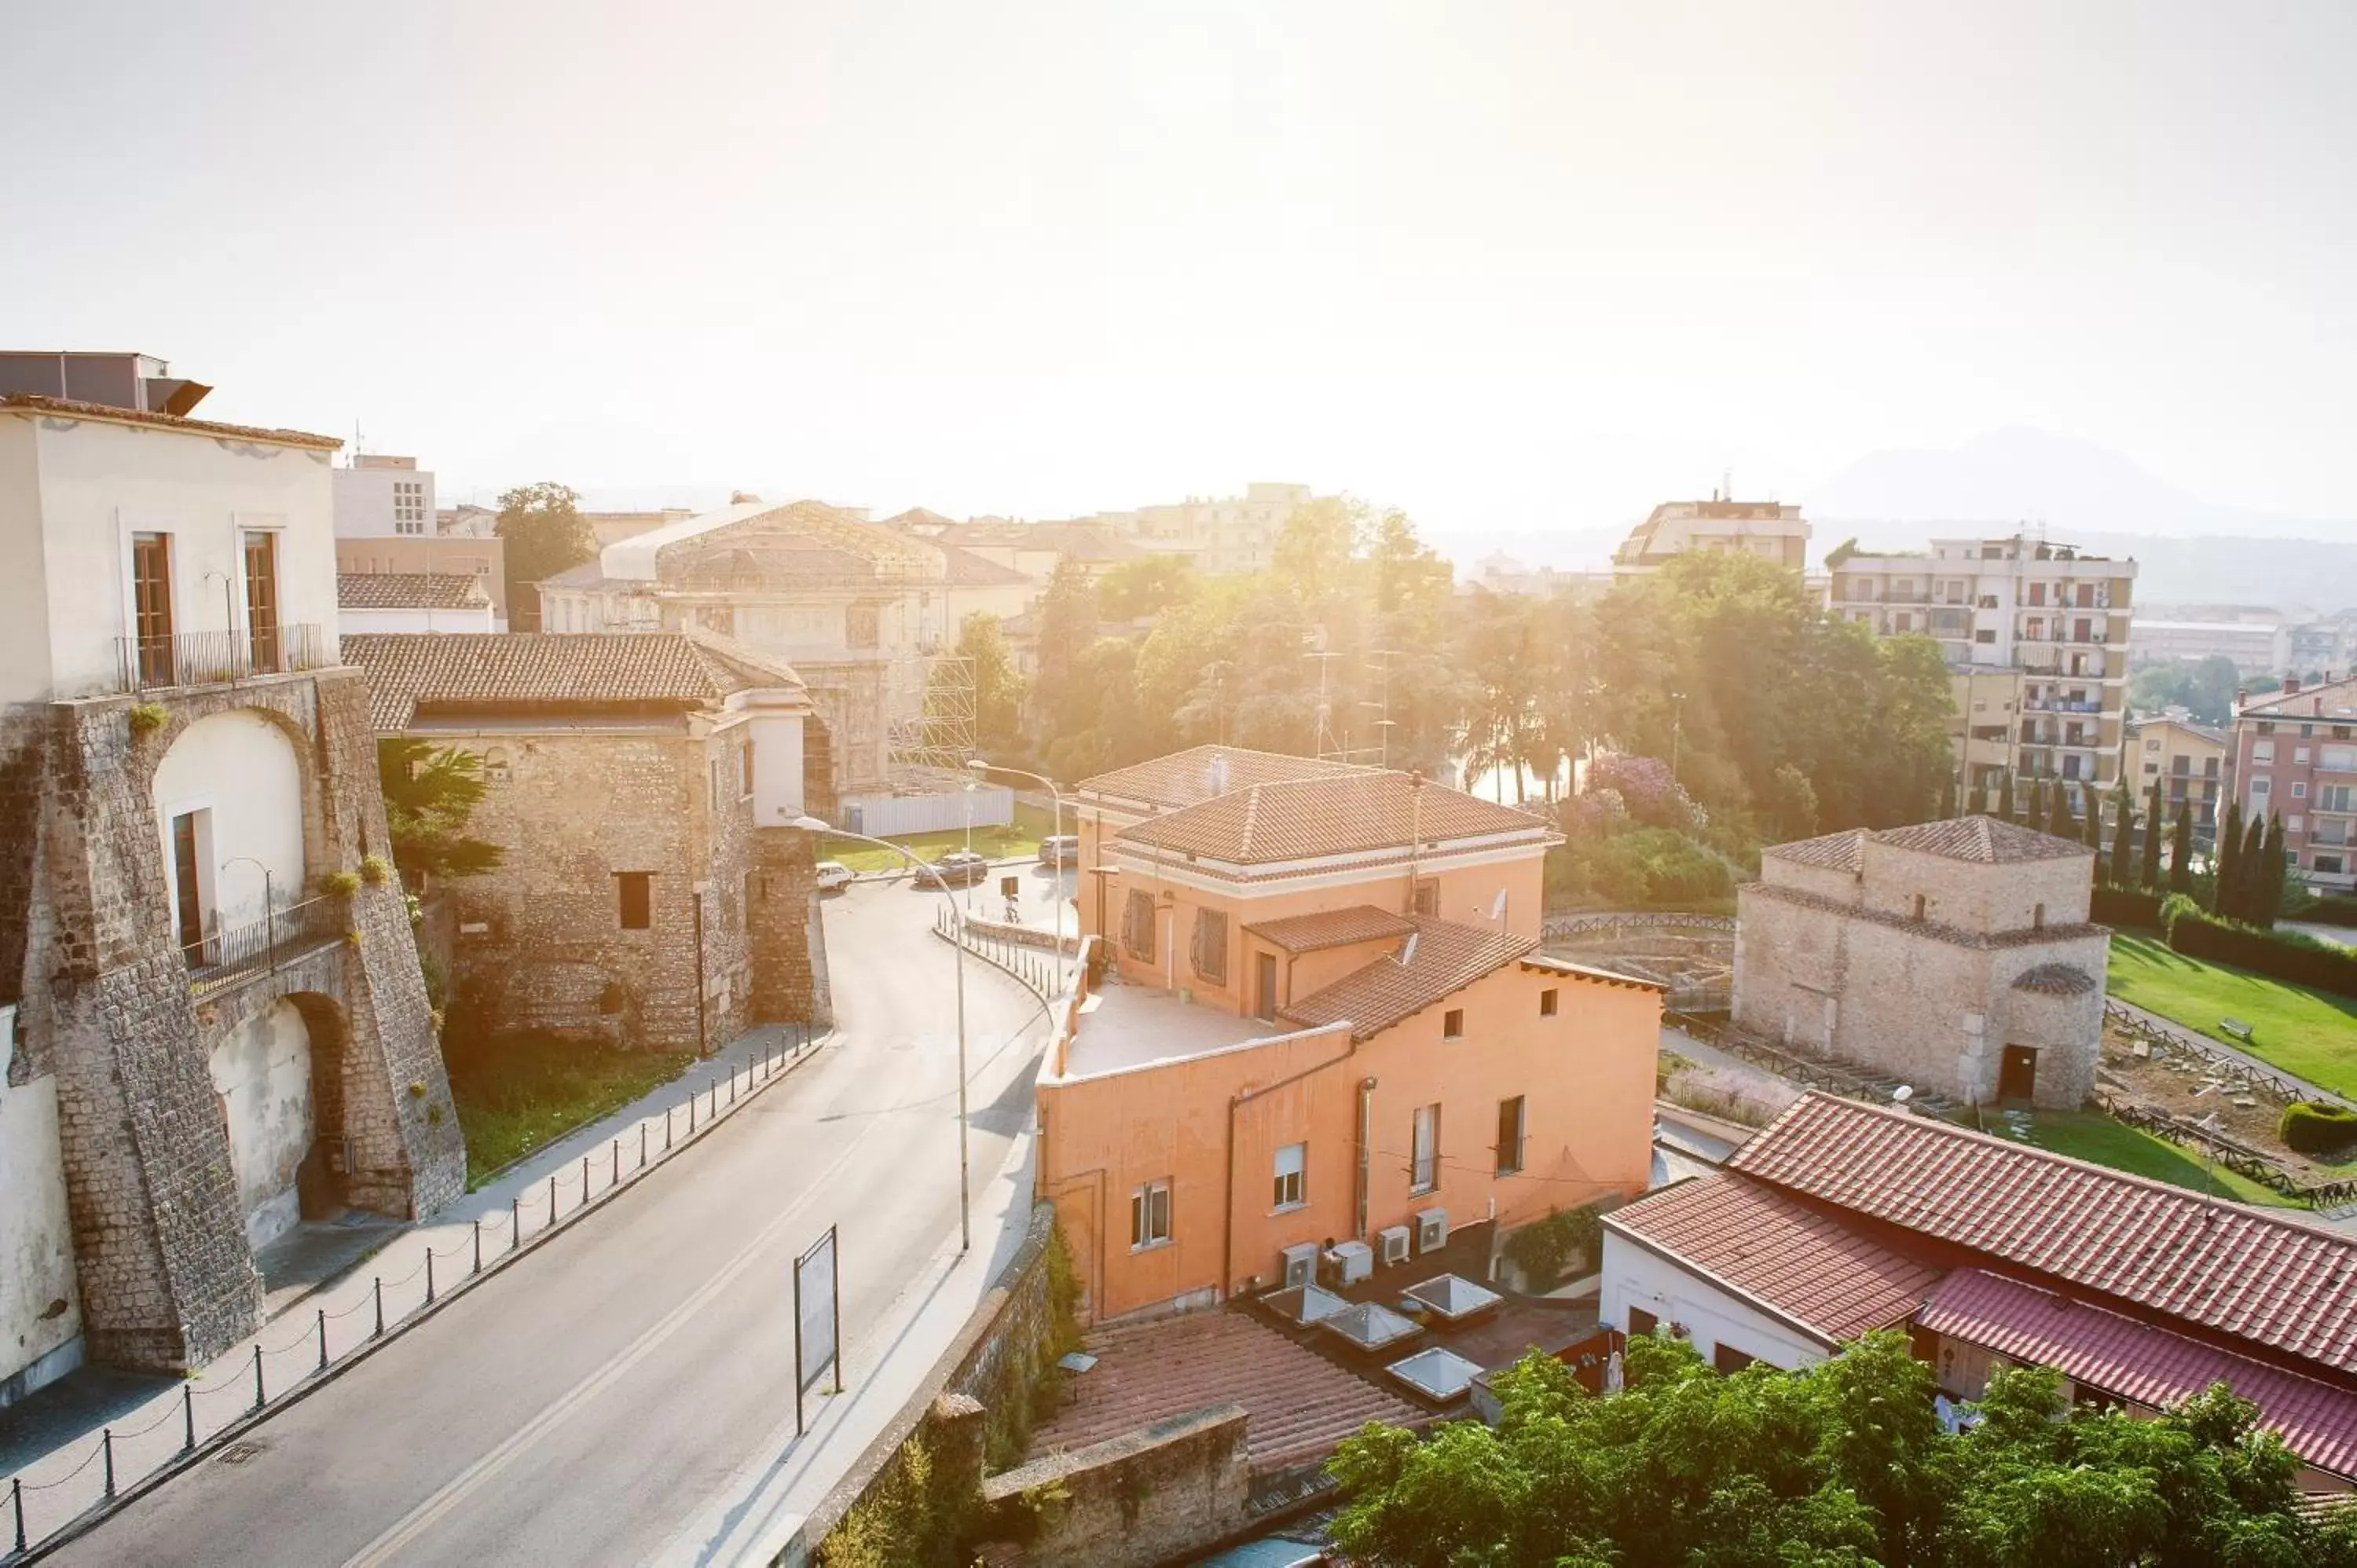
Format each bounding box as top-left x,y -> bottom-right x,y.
977,1404 -> 1251,1568
749,826 -> 827,1028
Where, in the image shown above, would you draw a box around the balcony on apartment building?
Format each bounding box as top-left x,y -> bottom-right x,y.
116,624 -> 332,694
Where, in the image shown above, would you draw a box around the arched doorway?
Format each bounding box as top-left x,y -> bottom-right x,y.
204,991 -> 351,1248
151,709 -> 306,959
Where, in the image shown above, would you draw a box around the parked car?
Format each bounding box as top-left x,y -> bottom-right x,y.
815,860 -> 855,894
914,849 -> 991,888
1036,833 -> 1080,867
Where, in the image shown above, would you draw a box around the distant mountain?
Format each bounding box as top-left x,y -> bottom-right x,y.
1805,427 -> 2357,544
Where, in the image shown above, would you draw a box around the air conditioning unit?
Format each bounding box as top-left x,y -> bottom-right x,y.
1377,1225 -> 1411,1266
1414,1207 -> 1450,1255
1280,1242 -> 1319,1290
1327,1239 -> 1374,1287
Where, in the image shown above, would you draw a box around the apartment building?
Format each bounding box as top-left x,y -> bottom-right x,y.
2128,617 -> 2289,675
0,361 -> 463,1394
333,455 -> 508,624
1041,746 -> 1662,1322
2230,672 -> 2357,892
1611,496 -> 1810,576
2124,716 -> 2230,832
1830,534 -> 2137,808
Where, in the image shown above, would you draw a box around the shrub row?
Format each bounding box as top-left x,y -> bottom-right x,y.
2091,886 -> 2164,930
2304,896 -> 2357,929
2161,896 -> 2357,1000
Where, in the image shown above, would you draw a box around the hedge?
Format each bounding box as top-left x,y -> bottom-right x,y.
2279,1101 -> 2357,1157
2163,903 -> 2357,1000
2305,896 -> 2357,929
2091,886 -> 2164,929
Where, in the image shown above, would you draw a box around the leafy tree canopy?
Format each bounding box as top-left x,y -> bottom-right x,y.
494,482 -> 595,629
377,738 -> 503,885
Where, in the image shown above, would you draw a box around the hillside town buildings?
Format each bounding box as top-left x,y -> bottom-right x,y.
1602,1094 -> 2357,1499
335,455 -> 508,625
1039,746 -> 1662,1322
0,365 -> 463,1400
1732,815 -> 2107,1109
2124,715 -> 2230,832
1830,533 -> 2137,808
2229,672 -> 2357,892
2129,617 -> 2291,675
343,632 -> 831,1049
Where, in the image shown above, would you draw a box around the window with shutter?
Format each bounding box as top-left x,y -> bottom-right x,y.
1272,1143 -> 1304,1210
1191,908 -> 1229,984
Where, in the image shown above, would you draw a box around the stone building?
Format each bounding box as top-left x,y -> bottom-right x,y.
1732,815 -> 2108,1110
0,368 -> 464,1398
343,631 -> 832,1051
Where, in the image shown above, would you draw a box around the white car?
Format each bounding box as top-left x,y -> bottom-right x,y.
815,860 -> 856,894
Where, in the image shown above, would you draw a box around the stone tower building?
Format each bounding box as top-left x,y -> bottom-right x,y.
0,368 -> 464,1399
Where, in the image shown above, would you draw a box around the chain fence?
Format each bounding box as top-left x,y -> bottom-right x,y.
3,1028 -> 819,1560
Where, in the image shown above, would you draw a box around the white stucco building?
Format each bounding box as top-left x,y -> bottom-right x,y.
332,453 -> 434,538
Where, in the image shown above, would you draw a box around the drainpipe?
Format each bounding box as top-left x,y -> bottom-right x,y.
1356,1075 -> 1378,1242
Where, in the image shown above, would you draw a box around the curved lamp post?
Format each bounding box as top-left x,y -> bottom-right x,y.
966,758 -> 1072,993
790,815 -> 970,1255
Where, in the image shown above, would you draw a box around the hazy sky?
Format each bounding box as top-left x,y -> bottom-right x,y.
6,1 -> 2353,536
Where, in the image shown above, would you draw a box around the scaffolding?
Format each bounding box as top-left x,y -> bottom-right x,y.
886,652 -> 977,781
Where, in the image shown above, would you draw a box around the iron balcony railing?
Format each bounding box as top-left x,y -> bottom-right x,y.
115,624 -> 329,694
180,896 -> 340,997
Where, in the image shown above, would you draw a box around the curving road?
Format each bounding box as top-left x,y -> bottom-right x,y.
46,876 -> 1051,1567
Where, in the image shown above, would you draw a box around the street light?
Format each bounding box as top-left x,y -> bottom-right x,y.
790,814 -> 971,1255
967,758 -> 1073,994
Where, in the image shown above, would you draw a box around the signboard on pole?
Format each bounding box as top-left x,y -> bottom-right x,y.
793,1225 -> 842,1437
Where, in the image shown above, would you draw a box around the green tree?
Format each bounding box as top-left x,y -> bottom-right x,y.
2236,812 -> 2267,922
1996,768 -> 2015,822
2084,786 -> 2106,852
2142,777 -> 2165,888
493,482 -> 594,631
948,612 -> 1025,757
1028,562 -> 1099,745
2216,798 -> 2246,918
2169,800 -> 2195,894
1093,555 -> 1197,622
1939,766 -> 1959,820
377,738 -> 503,885
2255,811 -> 2289,929
2109,784 -> 2136,887
2127,654 -> 2244,726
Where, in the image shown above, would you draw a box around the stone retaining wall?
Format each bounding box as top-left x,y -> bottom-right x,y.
977,1404 -> 1250,1568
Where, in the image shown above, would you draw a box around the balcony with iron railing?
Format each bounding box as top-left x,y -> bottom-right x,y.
180,896 -> 342,998
116,625 -> 330,695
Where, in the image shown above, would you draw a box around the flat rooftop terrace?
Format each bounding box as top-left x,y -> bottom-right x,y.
1059,978 -> 1316,1078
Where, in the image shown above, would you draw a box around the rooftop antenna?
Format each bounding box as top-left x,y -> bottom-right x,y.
1307,648 -> 1347,760
1359,648 -> 1405,769
1721,467 -> 1733,501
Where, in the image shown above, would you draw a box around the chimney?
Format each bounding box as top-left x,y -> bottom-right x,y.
2285,673 -> 2302,695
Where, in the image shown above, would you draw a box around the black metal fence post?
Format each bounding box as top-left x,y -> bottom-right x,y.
317,1307 -> 328,1372
12,1475 -> 25,1554
474,1218 -> 482,1275
640,1122 -> 648,1167
425,1250 -> 436,1305
547,1173 -> 556,1222
611,1137 -> 619,1185
579,1154 -> 588,1203
373,1277 -> 384,1337
181,1384 -> 195,1453
252,1344 -> 264,1410
101,1429 -> 115,1499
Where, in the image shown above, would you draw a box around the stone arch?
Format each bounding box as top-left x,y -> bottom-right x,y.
146,708 -> 317,959
204,992 -> 329,1249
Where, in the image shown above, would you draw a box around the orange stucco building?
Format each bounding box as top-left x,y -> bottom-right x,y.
1038,746 -> 1662,1323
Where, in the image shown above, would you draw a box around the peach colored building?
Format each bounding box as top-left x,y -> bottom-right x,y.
1039,747 -> 1662,1323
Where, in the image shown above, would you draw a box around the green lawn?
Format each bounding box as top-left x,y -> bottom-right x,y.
1993,1109 -> 2296,1207
2106,933 -> 2357,1098
446,1033 -> 693,1186
821,801 -> 1058,874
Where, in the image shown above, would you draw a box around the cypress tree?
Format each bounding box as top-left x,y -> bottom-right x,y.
1940,768 -> 1958,821
1996,769 -> 2014,822
2235,814 -> 2267,923
2084,787 -> 2106,852
1967,779 -> 1985,816
2168,801 -> 2194,895
2141,778 -> 2164,888
2047,779 -> 2074,841
2108,785 -> 2136,888
2256,811 -> 2288,929
2216,799 -> 2245,917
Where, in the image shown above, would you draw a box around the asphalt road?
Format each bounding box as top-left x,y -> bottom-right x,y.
49,877 -> 1050,1568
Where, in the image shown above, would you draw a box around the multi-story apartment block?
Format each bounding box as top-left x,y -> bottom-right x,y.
2124,716 -> 2230,832
333,454 -> 508,625
2128,617 -> 2289,675
1830,534 -> 2137,808
1041,746 -> 1662,1322
2230,672 -> 2357,892
0,361 -> 463,1397
1611,496 -> 1810,576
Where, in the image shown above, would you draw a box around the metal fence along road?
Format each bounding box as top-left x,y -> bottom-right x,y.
2,1030 -> 821,1562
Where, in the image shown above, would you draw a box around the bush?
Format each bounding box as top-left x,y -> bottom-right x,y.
2307,896 -> 2357,929
2279,1101 -> 2357,1157
1588,828 -> 1735,908
360,853 -> 392,885
2166,905 -> 2357,1000
1503,1203 -> 1607,1289
2091,886 -> 2163,929
126,701 -> 170,739
321,869 -> 362,898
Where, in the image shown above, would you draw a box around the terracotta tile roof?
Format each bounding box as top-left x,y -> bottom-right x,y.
948,519 -> 1145,562
336,573 -> 489,610
1029,1310 -> 1423,1474
1243,905 -> 1417,953
1078,745 -> 1375,811
1728,1094 -> 2357,1376
0,392 -> 342,450
2238,674 -> 2357,723
937,544 -> 1034,585
1280,916 -> 1535,1041
342,630 -> 803,731
1118,771 -> 1551,864
1872,815 -> 2091,864
1762,829 -> 1865,872
1604,1174 -> 1944,1345
2011,962 -> 2099,995
2130,716 -> 2229,747
1919,1269 -> 2357,1478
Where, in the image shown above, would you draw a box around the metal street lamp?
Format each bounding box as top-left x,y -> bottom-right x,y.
967,758 -> 1073,994
790,815 -> 971,1255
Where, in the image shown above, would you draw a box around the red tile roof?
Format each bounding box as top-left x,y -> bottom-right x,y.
1280,916 -> 1535,1041
1763,828 -> 1866,873
1030,1310 -> 1423,1474
1728,1095 -> 2357,1376
1119,771 -> 1551,864
1764,815 -> 2088,873
1078,745 -> 1374,811
336,573 -> 489,610
1919,1269 -> 2357,1479
1243,905 -> 1416,953
2238,674 -> 2357,723
1604,1174 -> 1945,1346
0,392 -> 342,449
343,630 -> 804,731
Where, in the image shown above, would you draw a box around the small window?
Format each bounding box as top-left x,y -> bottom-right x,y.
1190,907 -> 1229,984
1442,1008 -> 1464,1039
1495,1095 -> 1525,1175
1123,889 -> 1158,961
1131,1179 -> 1171,1248
2292,782 -> 2308,800
1411,877 -> 1439,917
1974,629 -> 1996,644
1714,1344 -> 1757,1376
2253,740 -> 2276,763
1410,1104 -> 1440,1194
1272,1143 -> 1305,1211
2289,815 -> 2304,833
2033,902 -> 2046,930
618,872 -> 652,930
1538,988 -> 1558,1017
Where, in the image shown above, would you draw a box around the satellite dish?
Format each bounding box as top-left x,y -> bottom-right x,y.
1892,1086 -> 1914,1105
